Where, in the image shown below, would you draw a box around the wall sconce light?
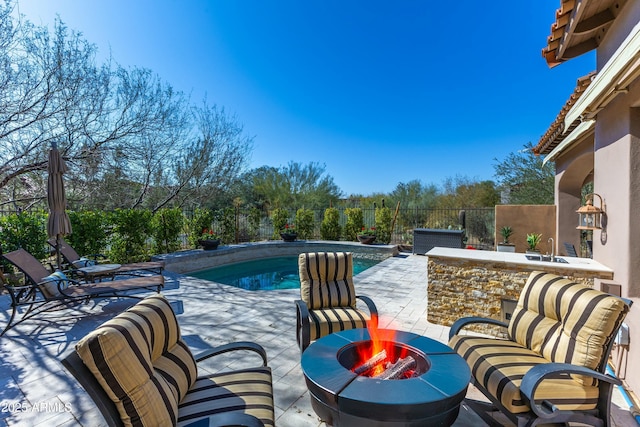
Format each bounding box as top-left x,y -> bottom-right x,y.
576,193 -> 605,230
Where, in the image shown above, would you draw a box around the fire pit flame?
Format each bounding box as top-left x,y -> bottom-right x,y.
351,316 -> 417,379
353,349 -> 387,376
373,355 -> 417,380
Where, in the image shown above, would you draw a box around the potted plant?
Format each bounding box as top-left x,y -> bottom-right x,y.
280,223 -> 298,242
198,229 -> 221,250
526,233 -> 542,253
497,226 -> 515,252
357,226 -> 376,244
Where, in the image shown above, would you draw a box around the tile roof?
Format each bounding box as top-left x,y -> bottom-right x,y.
542,0 -> 623,68
533,72 -> 596,155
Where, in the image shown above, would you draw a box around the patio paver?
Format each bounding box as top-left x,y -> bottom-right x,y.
0,252 -> 636,426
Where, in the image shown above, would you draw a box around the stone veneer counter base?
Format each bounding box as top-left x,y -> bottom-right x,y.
425,247 -> 614,333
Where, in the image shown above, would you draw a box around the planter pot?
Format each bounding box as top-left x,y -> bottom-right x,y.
198,239 -> 220,250
357,235 -> 376,245
497,244 -> 516,253
280,232 -> 298,242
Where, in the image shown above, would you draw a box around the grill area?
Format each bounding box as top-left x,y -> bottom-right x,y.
301,328 -> 470,427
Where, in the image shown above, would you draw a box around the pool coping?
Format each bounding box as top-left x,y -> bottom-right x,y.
152,240 -> 399,274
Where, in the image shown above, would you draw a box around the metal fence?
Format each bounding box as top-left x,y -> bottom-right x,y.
197,207 -> 495,249
0,206 -> 496,250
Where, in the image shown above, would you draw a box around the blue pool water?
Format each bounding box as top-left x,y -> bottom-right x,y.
190,256 -> 380,291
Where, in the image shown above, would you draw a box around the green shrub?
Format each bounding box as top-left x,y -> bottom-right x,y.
375,205 -> 393,244
295,208 -> 315,239
344,208 -> 364,241
0,211 -> 47,271
68,210 -> 109,256
216,207 -> 235,244
187,208 -> 215,248
271,208 -> 289,239
244,207 -> 262,241
320,207 -> 341,240
151,208 -> 184,254
109,209 -> 152,263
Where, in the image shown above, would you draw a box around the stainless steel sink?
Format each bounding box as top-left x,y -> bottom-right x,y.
525,254 -> 569,263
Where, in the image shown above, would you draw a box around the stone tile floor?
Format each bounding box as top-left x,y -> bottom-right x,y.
0,253 -> 636,426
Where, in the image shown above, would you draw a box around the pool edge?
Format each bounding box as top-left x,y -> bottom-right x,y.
153,240 -> 399,274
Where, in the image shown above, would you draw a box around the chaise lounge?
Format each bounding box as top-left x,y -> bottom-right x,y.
1,248 -> 164,335
62,294 -> 275,426
48,237 -> 164,275
449,271 -> 631,427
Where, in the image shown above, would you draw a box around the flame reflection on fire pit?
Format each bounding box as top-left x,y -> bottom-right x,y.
302,327 -> 471,426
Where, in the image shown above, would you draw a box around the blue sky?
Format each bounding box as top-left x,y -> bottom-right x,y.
16,1 -> 595,196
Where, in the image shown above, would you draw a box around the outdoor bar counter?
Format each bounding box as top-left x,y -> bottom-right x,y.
426,247 -> 614,330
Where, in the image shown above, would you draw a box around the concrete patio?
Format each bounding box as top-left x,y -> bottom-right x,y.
0,253 -> 636,426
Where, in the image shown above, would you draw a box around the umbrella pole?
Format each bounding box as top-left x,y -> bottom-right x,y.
56,234 -> 62,271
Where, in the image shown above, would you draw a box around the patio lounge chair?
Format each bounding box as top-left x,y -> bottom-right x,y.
295,251 -> 378,353
449,271 -> 632,427
1,248 -> 164,335
47,237 -> 164,275
62,294 -> 274,426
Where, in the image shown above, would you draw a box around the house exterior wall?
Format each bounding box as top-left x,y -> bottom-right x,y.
593,84 -> 640,391
597,1 -> 640,68
554,137 -> 594,255
590,4 -> 640,394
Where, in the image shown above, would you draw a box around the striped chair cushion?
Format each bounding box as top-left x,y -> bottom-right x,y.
308,307 -> 370,341
299,252 -> 357,309
76,295 -> 197,427
508,271 -> 629,384
177,368 -> 274,427
450,335 -> 600,414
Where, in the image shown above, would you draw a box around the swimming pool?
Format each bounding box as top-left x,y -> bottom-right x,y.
189,256 -> 380,291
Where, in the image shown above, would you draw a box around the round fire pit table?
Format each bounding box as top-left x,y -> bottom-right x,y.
301,328 -> 470,427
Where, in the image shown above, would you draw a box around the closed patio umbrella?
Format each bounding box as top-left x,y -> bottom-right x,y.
47,141 -> 72,270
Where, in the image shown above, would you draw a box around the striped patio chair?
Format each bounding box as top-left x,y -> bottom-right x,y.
295,252 -> 378,353
63,294 -> 274,427
449,271 -> 631,427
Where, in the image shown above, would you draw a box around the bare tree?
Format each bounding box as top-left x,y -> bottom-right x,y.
0,4 -> 253,212
168,103 -> 253,211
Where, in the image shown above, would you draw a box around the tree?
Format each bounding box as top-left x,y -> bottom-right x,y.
246,162 -> 342,211
0,6 -> 253,213
436,176 -> 500,208
493,142 -> 555,204
388,180 -> 439,209
162,103 -> 253,211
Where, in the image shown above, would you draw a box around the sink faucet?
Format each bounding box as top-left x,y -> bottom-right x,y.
548,237 -> 555,258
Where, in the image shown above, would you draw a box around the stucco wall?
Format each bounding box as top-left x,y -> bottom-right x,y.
598,1 -> 640,68
592,85 -> 640,396
494,205 -> 556,253
554,137 -> 594,256
590,2 -> 640,399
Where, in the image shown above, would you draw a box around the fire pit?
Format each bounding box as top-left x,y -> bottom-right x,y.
301,328 -> 470,426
